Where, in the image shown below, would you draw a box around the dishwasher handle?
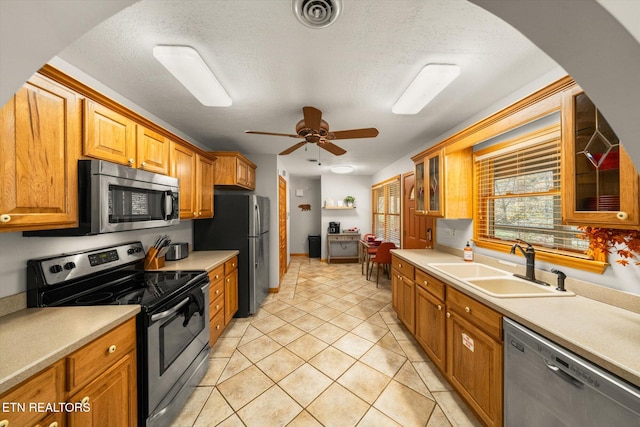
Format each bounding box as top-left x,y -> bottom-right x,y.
544,358 -> 584,389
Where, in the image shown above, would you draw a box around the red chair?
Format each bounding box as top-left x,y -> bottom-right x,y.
368,242 -> 396,287
361,234 -> 378,275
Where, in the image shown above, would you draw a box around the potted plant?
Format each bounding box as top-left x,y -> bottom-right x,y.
344,196 -> 356,207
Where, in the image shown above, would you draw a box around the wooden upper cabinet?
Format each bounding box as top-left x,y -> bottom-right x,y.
170,141 -> 197,219
84,99 -> 136,166
562,85 -> 639,228
412,147 -> 472,218
196,154 -> 214,219
210,151 -> 257,190
0,74 -> 81,231
137,125 -> 170,174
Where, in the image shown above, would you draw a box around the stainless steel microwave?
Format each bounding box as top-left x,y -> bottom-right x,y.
25,160 -> 179,236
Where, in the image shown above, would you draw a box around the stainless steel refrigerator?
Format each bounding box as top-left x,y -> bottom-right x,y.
193,194 -> 270,317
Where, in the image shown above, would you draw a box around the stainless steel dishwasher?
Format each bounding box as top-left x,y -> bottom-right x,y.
503,318 -> 640,426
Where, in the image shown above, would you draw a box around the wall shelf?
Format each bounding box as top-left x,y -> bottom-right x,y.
322,206 -> 356,210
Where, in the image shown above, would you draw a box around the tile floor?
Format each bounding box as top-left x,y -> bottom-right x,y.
171,257 -> 482,427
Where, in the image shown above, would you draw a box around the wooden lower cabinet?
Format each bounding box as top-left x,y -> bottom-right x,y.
207,256 -> 239,346
415,284 -> 446,372
391,255 -> 415,334
224,263 -> 238,325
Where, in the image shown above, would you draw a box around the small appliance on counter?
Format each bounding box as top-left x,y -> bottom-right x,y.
166,242 -> 189,261
328,222 -> 340,234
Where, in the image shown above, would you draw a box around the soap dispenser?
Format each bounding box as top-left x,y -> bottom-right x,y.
464,241 -> 474,262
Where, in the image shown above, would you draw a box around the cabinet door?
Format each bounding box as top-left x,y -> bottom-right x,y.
446,311 -> 502,427
236,158 -> 248,186
84,99 -> 136,166
391,269 -> 401,315
170,142 -> 196,219
401,276 -> 415,334
0,75 -> 80,231
196,154 -> 214,218
247,164 -> 256,190
425,151 -> 443,216
67,351 -> 137,427
415,286 -> 446,372
414,160 -> 425,213
137,126 -> 169,175
562,85 -> 639,227
224,268 -> 238,325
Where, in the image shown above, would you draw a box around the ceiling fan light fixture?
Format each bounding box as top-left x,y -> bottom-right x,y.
293,0 -> 342,29
392,64 -> 460,114
331,165 -> 354,174
153,45 -> 232,107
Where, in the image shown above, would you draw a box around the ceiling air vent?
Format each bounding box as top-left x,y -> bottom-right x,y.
292,0 -> 343,29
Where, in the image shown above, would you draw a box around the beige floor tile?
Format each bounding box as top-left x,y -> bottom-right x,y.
310,293 -> 337,305
327,298 -> 356,312
432,391 -> 483,427
192,388 -> 234,427
397,338 -> 429,362
351,321 -> 389,343
337,361 -> 392,404
199,357 -> 228,386
329,312 -> 364,330
169,386 -> 213,426
279,363 -> 333,407
252,314 -> 287,334
309,346 -> 356,380
286,410 -> 323,427
262,300 -> 293,314
373,380 -> 436,427
379,311 -> 401,325
217,350 -> 253,384
345,304 -> 380,320
290,313 -> 324,331
376,332 -> 406,356
211,337 -> 241,358
217,365 -> 274,411
268,323 -> 306,346
358,298 -> 388,311
427,405 -> 453,427
237,385 -> 302,427
341,293 -> 368,304
294,299 -> 323,313
221,318 -> 251,338
309,322 -> 347,344
357,407 -> 403,427
413,361 -> 452,391
237,324 -> 264,346
256,347 -> 305,382
387,323 -> 415,341
360,344 -> 407,377
307,383 -> 370,427
238,334 -> 281,363
286,334 -> 329,360
394,360 -> 433,398
275,306 -> 307,323
216,414 -> 245,427
364,312 -> 390,329
333,332 -> 375,359
310,305 -> 342,321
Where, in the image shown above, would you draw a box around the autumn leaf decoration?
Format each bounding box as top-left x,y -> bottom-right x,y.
578,226 -> 640,266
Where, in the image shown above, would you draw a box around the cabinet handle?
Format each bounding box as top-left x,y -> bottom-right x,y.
141,161 -> 147,167
0,419 -> 8,427
0,214 -> 11,223
216,324 -> 221,330
232,263 -> 236,267
226,278 -> 230,283
48,422 -> 59,427
616,211 -> 629,220
446,312 -> 451,318
215,289 -> 220,295
215,274 -> 220,279
128,158 -> 135,165
108,344 -> 117,354
398,263 -> 402,268
216,304 -> 220,310
81,396 -> 90,405
465,306 -> 471,313
423,280 -> 428,286
437,305 -> 442,311
193,211 -> 198,217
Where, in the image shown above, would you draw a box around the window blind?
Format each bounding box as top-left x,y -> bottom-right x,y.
475,131 -> 588,255
372,177 -> 401,245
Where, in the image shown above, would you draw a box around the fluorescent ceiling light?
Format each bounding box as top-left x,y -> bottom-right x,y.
153,45 -> 231,107
392,64 -> 460,114
331,165 -> 354,174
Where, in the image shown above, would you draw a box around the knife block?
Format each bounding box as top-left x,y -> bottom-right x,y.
144,248 -> 165,270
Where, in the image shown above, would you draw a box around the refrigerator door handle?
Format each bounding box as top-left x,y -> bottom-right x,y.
255,203 -> 261,237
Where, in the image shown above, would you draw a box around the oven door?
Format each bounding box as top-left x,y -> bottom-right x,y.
147,283 -> 210,417
93,168 -> 179,234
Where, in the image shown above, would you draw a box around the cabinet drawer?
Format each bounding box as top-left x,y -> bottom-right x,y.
66,318 -> 136,392
224,256 -> 238,274
391,255 -> 415,279
210,275 -> 224,305
210,309 -> 225,345
0,361 -> 64,427
447,287 -> 502,341
208,265 -> 224,284
210,293 -> 224,319
415,269 -> 445,300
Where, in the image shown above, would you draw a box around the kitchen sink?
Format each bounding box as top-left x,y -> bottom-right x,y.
429,262 -> 574,298
429,262 -> 511,279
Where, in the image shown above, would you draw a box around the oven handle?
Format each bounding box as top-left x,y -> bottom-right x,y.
151,297 -> 190,322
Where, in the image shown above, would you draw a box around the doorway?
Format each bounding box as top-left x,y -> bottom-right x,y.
402,172 -> 434,249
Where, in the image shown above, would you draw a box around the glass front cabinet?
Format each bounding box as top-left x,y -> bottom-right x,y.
562,85 -> 639,228
413,150 -> 443,216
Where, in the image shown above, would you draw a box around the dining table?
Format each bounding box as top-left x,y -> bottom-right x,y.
358,239 -> 378,276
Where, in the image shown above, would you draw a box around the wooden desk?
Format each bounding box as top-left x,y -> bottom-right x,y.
327,233 -> 361,264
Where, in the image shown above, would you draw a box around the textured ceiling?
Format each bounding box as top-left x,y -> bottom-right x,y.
59,0 -> 558,176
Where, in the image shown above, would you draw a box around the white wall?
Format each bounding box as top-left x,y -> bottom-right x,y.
289,176 -> 321,255
0,222 -> 192,298
320,175 -> 372,260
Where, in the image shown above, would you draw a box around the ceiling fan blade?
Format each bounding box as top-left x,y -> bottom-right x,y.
245,130 -> 301,139
302,106 -> 322,132
319,141 -> 347,156
279,141 -> 307,155
329,128 -> 379,140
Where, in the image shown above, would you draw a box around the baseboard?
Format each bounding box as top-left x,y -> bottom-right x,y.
290,253 -> 308,257
269,285 -> 280,293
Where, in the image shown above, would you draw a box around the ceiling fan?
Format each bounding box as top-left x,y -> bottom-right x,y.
245,106 -> 379,156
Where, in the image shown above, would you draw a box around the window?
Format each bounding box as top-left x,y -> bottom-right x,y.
475,125 -> 589,256
372,176 -> 401,245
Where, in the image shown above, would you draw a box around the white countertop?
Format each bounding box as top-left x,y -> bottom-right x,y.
391,249 -> 640,387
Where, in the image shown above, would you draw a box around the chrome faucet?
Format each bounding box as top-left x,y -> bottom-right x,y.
510,240 -> 549,286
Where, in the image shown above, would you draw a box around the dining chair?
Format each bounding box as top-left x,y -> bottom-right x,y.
367,242 -> 396,287
361,234 -> 379,275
